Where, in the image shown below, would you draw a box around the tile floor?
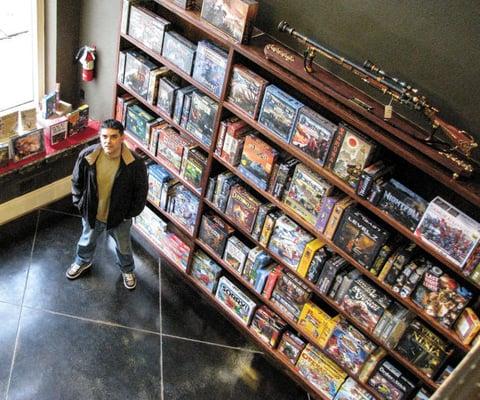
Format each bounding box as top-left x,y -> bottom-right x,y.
0,204 -> 309,400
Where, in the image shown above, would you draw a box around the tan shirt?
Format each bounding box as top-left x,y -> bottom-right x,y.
95,151 -> 121,222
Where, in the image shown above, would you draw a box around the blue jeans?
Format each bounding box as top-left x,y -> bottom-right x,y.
75,218 -> 135,273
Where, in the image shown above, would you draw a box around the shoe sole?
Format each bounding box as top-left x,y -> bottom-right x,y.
123,276 -> 137,290
66,263 -> 92,280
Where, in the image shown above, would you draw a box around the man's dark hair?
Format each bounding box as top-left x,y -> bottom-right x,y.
101,119 -> 125,135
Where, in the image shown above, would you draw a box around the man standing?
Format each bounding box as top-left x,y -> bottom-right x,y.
66,119 -> 148,289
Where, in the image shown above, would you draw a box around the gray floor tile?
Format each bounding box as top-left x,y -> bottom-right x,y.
0,303 -> 20,398
23,211 -> 159,331
8,307 -> 160,400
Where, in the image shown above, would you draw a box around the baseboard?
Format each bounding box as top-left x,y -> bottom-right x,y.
0,175 -> 72,225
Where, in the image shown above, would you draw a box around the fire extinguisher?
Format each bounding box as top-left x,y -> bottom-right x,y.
75,45 -> 96,82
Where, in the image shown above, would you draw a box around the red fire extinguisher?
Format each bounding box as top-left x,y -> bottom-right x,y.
75,45 -> 96,82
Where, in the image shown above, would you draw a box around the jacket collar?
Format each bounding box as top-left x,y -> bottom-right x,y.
85,143 -> 135,166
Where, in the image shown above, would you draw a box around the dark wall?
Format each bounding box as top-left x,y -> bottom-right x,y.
256,0 -> 480,154
68,1 -> 479,150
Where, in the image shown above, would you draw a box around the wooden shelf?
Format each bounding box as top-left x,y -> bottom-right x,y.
121,33 -> 221,103
203,199 -> 451,390
222,100 -> 480,290
211,149 -> 470,353
116,4 -> 480,398
133,223 -> 189,273
195,239 -> 382,399
118,81 -> 210,152
124,128 -> 201,198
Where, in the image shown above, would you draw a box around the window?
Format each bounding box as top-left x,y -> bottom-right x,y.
0,0 -> 44,113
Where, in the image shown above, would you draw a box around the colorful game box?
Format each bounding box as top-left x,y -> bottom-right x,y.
283,163 -> 333,225
227,64 -> 268,118
198,213 -> 234,256
296,344 -> 348,399
238,134 -> 278,190
291,106 -> 338,166
191,250 -> 223,293
258,85 -> 304,143
192,40 -> 228,97
277,331 -> 306,364
11,128 -> 45,162
186,91 -> 218,146
123,49 -> 160,99
333,207 -> 390,268
127,5 -> 171,54
156,76 -> 180,117
415,196 -> 480,268
162,31 -> 197,75
223,236 -> 251,274
411,265 -> 472,327
333,377 -> 374,400
330,125 -> 377,189
325,318 -> 377,375
368,359 -> 415,400
200,0 -> 259,44
215,276 -> 257,325
378,179 -> 428,232
225,184 -> 261,233
251,306 -> 287,347
268,215 -> 314,270
395,319 -> 449,378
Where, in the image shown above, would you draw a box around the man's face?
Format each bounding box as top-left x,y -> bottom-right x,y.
100,128 -> 123,157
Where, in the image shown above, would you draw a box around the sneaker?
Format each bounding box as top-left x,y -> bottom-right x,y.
122,272 -> 137,290
66,262 -> 92,279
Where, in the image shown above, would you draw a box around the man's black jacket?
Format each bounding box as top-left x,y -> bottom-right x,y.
72,143 -> 148,230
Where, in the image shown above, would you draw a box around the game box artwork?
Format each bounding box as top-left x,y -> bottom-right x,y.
258,85 -> 303,143
268,215 -> 314,270
11,128 -> 45,162
238,134 -> 278,190
227,64 -> 268,118
200,0 -> 259,44
224,184 -> 261,233
192,40 -> 228,98
186,92 -> 218,146
215,276 -> 257,325
123,49 -> 159,99
333,207 -> 390,268
415,196 -> 480,268
162,31 -> 197,75
191,250 -> 223,293
291,106 -> 338,166
128,5 -> 171,54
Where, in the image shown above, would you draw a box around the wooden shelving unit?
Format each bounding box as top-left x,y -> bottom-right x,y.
115,2 -> 479,398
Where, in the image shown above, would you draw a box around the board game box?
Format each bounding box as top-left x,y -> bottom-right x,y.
215,276 -> 257,325
128,5 -> 171,54
192,40 -> 228,97
368,359 -> 416,400
277,331 -> 306,364
191,250 -> 223,293
156,76 -> 180,117
283,163 -> 333,225
296,344 -> 348,399
251,306 -> 287,347
11,128 -> 45,162
123,49 -> 160,99
333,207 -> 390,268
200,0 -> 259,44
227,64 -> 268,118
167,184 -> 199,234
156,126 -> 195,172
291,106 -> 338,166
411,264 -> 472,327
223,236 -> 251,274
333,377 -> 374,400
394,319 -> 449,378
186,91 -> 218,146
340,277 -> 391,332
415,196 -> 480,268
330,125 -> 377,189
268,215 -> 314,270
258,85 -> 304,143
224,184 -> 261,233
198,213 -> 234,256
162,31 -> 197,75
297,301 -> 332,347
378,179 -> 428,232
325,318 -> 377,375
238,134 -> 278,190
